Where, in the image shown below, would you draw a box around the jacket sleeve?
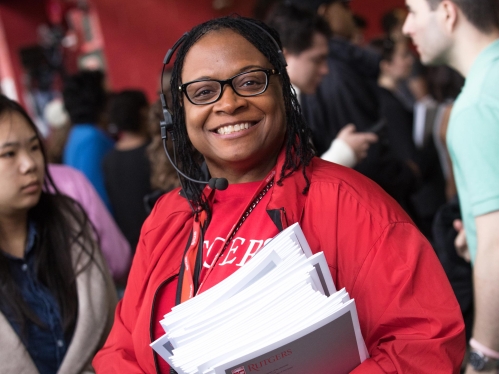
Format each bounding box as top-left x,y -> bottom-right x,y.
93,303 -> 145,373
92,229 -> 150,373
346,222 -> 465,373
305,176 -> 465,373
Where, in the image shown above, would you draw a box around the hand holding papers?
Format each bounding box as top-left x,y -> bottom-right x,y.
151,223 -> 368,374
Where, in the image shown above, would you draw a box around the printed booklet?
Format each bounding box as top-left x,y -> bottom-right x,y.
151,223 -> 368,374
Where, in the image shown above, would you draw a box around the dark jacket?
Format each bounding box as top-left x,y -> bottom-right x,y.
300,37 -> 381,155
301,38 -> 417,209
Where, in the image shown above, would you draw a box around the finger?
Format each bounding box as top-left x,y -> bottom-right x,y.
453,219 -> 463,231
345,123 -> 356,131
341,124 -> 356,134
337,125 -> 354,139
364,133 -> 378,143
455,229 -> 467,246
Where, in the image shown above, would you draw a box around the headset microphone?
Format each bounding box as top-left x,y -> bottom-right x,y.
159,116 -> 229,191
209,177 -> 229,190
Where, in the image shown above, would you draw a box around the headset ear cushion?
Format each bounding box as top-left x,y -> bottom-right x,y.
162,108 -> 174,131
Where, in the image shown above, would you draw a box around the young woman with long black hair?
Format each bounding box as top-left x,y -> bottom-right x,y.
0,94 -> 116,373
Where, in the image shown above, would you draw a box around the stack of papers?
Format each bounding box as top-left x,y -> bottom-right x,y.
151,223 -> 368,374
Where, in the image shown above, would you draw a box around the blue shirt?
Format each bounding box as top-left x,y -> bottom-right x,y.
0,223 -> 72,374
63,124 -> 114,211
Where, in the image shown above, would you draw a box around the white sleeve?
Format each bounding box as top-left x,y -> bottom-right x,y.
320,138 -> 357,168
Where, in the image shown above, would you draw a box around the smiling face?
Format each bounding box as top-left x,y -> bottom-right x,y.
181,29 -> 286,183
403,0 -> 452,65
0,111 -> 44,217
285,32 -> 329,94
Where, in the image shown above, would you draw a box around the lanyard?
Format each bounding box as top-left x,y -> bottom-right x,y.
179,169 -> 276,303
179,209 -> 207,302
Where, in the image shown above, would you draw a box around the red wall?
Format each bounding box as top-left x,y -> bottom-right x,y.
0,1 -> 49,107
351,0 -> 405,40
0,0 -> 406,107
91,0 -> 257,102
93,0 -> 405,102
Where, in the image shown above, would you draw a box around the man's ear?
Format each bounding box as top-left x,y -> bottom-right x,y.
317,3 -> 327,17
439,0 -> 459,33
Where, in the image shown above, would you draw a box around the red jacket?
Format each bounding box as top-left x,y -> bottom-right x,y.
94,153 -> 465,373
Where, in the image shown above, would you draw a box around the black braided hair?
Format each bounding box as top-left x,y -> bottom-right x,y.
169,15 -> 315,213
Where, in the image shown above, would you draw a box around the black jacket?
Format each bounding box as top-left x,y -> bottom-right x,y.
300,38 -> 416,208
301,37 -> 381,155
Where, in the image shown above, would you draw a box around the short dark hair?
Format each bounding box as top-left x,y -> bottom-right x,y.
266,3 -> 332,55
381,9 -> 402,35
353,14 -> 368,30
284,0 -> 342,12
427,0 -> 499,32
63,70 -> 106,124
169,15 -> 314,212
108,90 -> 148,133
369,37 -> 396,62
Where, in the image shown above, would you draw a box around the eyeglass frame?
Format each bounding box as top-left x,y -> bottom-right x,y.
178,68 -> 280,105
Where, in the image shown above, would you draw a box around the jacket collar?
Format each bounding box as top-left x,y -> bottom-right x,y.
266,147 -> 311,230
189,147 -> 312,233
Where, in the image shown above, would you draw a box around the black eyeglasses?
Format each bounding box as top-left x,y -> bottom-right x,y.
179,69 -> 279,105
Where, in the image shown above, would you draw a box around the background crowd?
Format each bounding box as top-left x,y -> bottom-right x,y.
1,0 -> 497,372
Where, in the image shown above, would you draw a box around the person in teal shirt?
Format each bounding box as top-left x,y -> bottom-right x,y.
447,40 -> 499,263
403,0 -> 499,372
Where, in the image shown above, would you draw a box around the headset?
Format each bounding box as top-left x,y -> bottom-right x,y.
158,19 -> 288,200
153,20 -> 288,374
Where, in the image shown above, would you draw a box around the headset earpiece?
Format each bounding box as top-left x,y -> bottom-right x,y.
159,93 -> 174,141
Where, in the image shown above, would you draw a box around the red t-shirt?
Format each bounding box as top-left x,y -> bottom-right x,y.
154,181 -> 278,373
198,180 -> 278,293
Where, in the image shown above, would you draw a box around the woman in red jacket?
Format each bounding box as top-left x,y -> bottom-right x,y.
94,16 -> 465,373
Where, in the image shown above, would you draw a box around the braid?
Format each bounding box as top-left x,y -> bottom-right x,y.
169,15 -> 315,211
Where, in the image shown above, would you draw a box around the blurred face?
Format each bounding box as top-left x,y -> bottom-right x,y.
403,0 -> 452,65
382,42 -> 414,81
319,1 -> 356,40
285,33 -> 329,94
0,111 -> 44,217
181,29 -> 286,183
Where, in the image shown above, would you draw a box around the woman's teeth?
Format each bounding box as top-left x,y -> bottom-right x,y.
217,122 -> 251,135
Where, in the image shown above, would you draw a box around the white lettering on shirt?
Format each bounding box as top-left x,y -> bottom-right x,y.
203,236 -> 274,269
237,239 -> 264,267
219,237 -> 245,266
203,237 -> 225,269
